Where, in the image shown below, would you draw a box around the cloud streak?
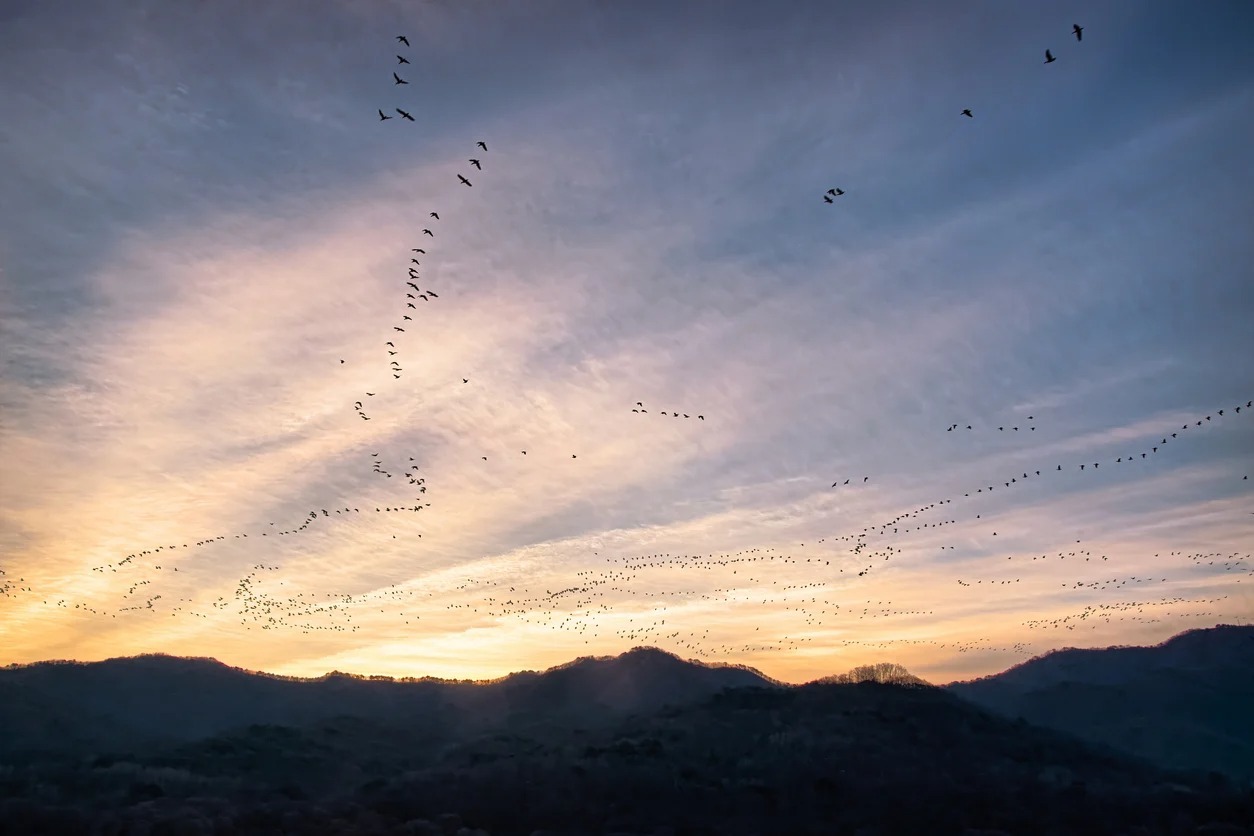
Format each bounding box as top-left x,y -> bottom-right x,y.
2,0 -> 1252,685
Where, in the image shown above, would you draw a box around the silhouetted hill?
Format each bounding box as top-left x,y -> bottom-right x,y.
4,673 -> 1251,835
0,647 -> 777,760
946,624 -> 1254,782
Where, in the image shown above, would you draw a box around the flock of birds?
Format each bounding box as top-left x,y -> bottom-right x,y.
825,23 -> 1087,203
4,21 -> 1251,676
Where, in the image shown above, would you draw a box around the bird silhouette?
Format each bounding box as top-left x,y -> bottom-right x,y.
397,55 -> 410,64
477,141 -> 487,150
430,212 -> 439,220
378,109 -> 393,121
1073,24 -> 1083,41
411,248 -> 425,254
961,109 -> 973,118
394,72 -> 409,85
1044,49 -> 1056,63
827,188 -> 844,196
396,108 -> 414,121
469,158 -> 481,169
457,174 -> 472,187
396,35 -> 409,46
423,229 -> 433,236
824,195 -> 833,204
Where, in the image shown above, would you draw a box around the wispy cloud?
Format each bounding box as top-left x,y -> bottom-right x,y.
2,0 -> 1252,684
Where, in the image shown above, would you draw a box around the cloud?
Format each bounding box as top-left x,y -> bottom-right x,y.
2,0 -> 1252,684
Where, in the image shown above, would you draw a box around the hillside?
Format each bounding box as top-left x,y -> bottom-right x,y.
946,624 -> 1254,781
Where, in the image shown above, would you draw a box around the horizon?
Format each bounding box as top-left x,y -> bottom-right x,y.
4,622 -> 1246,689
2,0 -> 1252,686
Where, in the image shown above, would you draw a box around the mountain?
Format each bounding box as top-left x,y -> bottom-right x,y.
0,646 -> 777,759
946,624 -> 1254,782
2,643 -> 1252,834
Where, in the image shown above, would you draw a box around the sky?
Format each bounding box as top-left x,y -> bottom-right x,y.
1,0 -> 1252,686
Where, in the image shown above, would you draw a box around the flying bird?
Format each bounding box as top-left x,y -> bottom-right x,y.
1072,24 -> 1083,41
477,141 -> 487,150
961,109 -> 973,118
824,195 -> 833,204
411,248 -> 425,254
423,229 -> 433,236
430,212 -> 439,220
397,35 -> 409,46
394,326 -> 405,332
469,158 -> 481,169
394,72 -> 409,85
396,108 -> 414,121
1044,49 -> 1056,63
397,55 -> 410,64
827,188 -> 844,196
457,174 -> 472,186
378,109 -> 393,121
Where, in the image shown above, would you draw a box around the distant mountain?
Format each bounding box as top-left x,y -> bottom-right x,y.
3,642 -> 1252,834
946,624 -> 1254,781
0,646 -> 777,759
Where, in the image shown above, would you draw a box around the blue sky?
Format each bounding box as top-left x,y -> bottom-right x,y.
1,0 -> 1251,684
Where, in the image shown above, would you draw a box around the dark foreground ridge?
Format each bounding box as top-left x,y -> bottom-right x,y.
946,624 -> 1254,782
2,630 -> 1252,835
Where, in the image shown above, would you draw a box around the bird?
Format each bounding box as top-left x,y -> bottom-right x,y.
396,108 -> 414,121
1044,49 -> 1056,64
824,195 -> 833,204
827,188 -> 844,196
423,229 -> 433,236
430,212 -> 439,220
407,282 -> 419,290
378,109 -> 393,121
426,291 -> 438,298
463,378 -> 468,383
411,258 -> 420,265
961,109 -> 973,118
397,35 -> 409,46
477,141 -> 487,150
394,326 -> 405,332
458,174 -> 472,187
469,158 -> 481,169
394,72 -> 409,85
1073,24 -> 1083,41
397,55 -> 410,64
